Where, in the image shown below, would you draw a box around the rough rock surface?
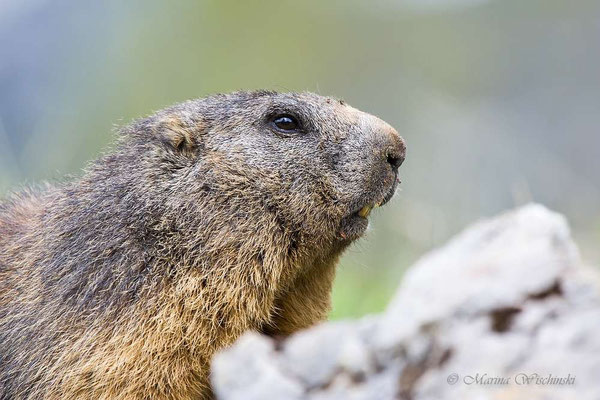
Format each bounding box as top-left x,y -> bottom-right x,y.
211,204 -> 600,400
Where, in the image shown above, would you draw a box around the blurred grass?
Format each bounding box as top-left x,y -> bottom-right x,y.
331,265 -> 404,320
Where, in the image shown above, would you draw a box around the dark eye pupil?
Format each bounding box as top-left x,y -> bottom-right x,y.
273,116 -> 298,131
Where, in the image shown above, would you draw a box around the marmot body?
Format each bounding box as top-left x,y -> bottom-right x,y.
0,91 -> 405,399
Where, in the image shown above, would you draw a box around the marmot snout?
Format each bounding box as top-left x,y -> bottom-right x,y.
0,91 -> 405,399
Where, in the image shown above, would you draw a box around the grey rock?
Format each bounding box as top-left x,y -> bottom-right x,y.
211,333 -> 304,400
211,204 -> 600,399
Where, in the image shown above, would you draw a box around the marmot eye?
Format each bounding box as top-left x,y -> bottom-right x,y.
271,115 -> 299,132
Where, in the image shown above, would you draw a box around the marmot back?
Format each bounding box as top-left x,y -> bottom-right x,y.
0,91 -> 405,399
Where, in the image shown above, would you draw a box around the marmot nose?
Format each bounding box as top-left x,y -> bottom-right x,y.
384,131 -> 406,172
387,151 -> 404,170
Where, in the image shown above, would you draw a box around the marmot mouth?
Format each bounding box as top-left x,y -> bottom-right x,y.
356,202 -> 381,219
338,176 -> 399,242
352,176 -> 399,219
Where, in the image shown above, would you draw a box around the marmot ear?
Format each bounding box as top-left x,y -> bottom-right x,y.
156,116 -> 198,154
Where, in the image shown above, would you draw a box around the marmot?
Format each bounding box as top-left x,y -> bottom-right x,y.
0,91 -> 405,399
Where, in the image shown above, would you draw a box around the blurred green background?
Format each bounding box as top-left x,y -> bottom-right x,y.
1,0 -> 598,319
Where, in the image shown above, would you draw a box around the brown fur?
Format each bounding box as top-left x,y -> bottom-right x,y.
0,91 -> 405,399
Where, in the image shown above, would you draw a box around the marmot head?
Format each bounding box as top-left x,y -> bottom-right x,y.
123,91 -> 405,255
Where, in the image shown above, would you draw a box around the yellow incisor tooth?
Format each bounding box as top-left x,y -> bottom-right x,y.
358,205 -> 372,218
